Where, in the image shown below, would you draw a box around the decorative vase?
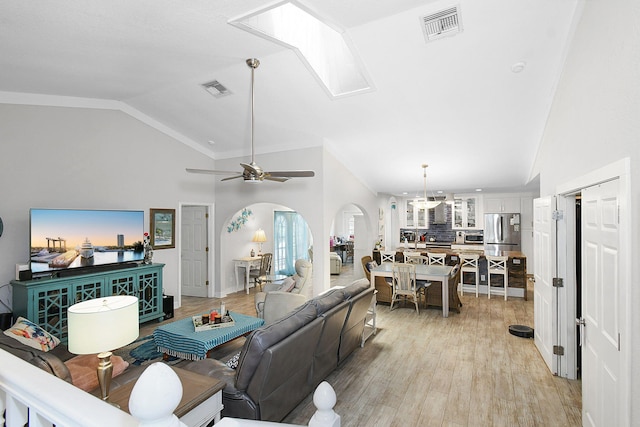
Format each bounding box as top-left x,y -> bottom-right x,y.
143,233 -> 153,264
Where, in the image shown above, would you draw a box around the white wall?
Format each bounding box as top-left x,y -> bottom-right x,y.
0,104 -> 216,310
530,0 -> 640,422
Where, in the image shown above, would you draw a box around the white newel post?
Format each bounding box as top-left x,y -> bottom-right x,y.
129,362 -> 187,427
308,381 -> 340,427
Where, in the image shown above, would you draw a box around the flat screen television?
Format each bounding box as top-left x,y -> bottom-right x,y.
30,208 -> 145,276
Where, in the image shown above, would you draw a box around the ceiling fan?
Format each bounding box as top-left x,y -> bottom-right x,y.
186,58 -> 315,183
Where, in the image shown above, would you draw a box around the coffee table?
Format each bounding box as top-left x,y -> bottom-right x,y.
153,311 -> 264,360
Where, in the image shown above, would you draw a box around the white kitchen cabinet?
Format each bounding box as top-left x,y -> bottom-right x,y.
403,199 -> 428,228
484,196 -> 521,213
452,195 -> 482,230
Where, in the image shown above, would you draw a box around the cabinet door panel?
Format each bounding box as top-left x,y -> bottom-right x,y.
34,286 -> 71,339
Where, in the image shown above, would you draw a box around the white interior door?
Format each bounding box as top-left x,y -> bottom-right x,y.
181,205 -> 208,297
533,196 -> 557,373
581,179 -> 622,427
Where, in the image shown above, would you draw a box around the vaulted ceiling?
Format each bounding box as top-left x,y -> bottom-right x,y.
0,0 -> 580,195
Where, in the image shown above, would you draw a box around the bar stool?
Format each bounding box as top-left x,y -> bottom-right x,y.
459,253 -> 480,297
427,252 -> 446,266
486,255 -> 509,300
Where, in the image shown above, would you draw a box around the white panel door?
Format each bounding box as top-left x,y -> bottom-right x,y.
181,205 -> 208,297
581,180 -> 621,427
533,196 -> 556,373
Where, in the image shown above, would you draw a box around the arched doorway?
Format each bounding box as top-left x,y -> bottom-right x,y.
330,203 -> 371,280
220,203 -> 313,296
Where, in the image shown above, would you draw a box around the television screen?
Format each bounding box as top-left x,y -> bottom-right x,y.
30,209 -> 145,275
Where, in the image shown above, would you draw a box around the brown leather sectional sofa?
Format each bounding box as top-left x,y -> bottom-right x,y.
183,278 -> 374,422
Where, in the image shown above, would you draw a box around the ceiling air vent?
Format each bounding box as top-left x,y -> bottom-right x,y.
420,6 -> 462,43
202,80 -> 232,98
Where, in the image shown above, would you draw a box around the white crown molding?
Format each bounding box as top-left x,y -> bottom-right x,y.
0,91 -> 215,159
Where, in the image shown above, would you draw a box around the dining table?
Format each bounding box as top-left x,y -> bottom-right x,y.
370,263 -> 454,317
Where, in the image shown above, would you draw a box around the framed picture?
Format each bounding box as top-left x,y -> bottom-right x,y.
150,208 -> 175,249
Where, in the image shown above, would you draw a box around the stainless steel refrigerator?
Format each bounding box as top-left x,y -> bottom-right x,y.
484,213 -> 521,255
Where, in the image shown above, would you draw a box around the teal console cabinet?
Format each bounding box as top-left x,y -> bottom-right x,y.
11,263 -> 164,343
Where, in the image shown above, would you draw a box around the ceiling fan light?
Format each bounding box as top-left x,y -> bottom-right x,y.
411,200 -> 442,209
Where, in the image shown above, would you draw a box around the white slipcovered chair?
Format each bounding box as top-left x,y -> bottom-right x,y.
254,259 -> 313,324
330,252 -> 342,274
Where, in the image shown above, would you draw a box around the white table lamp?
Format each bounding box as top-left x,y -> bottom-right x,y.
67,295 -> 139,404
252,229 -> 267,255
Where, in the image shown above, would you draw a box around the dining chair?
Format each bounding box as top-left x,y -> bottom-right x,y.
380,251 -> 396,263
390,263 -> 420,314
486,255 -> 509,299
345,241 -> 355,263
427,252 -> 446,266
405,255 -> 430,307
403,251 -> 422,263
459,253 -> 480,297
249,253 -> 272,292
405,255 -> 428,265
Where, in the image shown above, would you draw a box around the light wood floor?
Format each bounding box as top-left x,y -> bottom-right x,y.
140,264 -> 581,427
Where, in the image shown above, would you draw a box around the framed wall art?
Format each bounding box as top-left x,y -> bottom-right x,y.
150,208 -> 175,249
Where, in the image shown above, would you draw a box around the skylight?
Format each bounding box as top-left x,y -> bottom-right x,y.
229,1 -> 373,98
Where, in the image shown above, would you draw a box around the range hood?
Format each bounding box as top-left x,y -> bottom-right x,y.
433,199 -> 447,224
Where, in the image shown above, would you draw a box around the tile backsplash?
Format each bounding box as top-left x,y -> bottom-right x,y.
399,204 -> 482,243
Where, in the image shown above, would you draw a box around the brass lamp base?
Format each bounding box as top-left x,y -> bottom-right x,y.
97,351 -> 119,408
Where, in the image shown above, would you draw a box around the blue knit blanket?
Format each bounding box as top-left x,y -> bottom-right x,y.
153,311 -> 264,360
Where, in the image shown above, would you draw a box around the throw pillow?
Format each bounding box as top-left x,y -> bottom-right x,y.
3,316 -> 60,352
225,351 -> 242,369
64,354 -> 129,392
277,277 -> 296,292
365,261 -> 378,272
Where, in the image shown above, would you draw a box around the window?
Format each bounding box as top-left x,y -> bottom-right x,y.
273,211 -> 311,275
229,1 -> 373,98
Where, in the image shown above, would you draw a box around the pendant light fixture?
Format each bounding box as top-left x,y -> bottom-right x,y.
411,164 -> 441,210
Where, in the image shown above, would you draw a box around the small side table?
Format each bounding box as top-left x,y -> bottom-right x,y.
233,256 -> 262,294
108,366 -> 225,427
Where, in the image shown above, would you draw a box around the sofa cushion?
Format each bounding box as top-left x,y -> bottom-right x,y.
365,260 -> 378,272
3,316 -> 60,352
276,277 -> 296,292
235,302 -> 318,391
310,288 -> 346,315
341,278 -> 371,299
64,353 -> 129,392
226,351 -> 241,369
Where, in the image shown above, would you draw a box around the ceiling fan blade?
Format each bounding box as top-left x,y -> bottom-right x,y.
221,175 -> 244,182
186,168 -> 239,175
267,170 -> 315,178
264,175 -> 289,183
240,162 -> 261,175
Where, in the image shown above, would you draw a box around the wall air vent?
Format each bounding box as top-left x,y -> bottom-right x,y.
201,80 -> 232,98
420,6 -> 462,43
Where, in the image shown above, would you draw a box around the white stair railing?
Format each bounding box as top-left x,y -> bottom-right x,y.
0,348 -> 139,427
1,348 -> 339,427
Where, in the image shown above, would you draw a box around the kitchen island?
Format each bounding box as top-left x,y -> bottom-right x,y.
372,247 -> 527,300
